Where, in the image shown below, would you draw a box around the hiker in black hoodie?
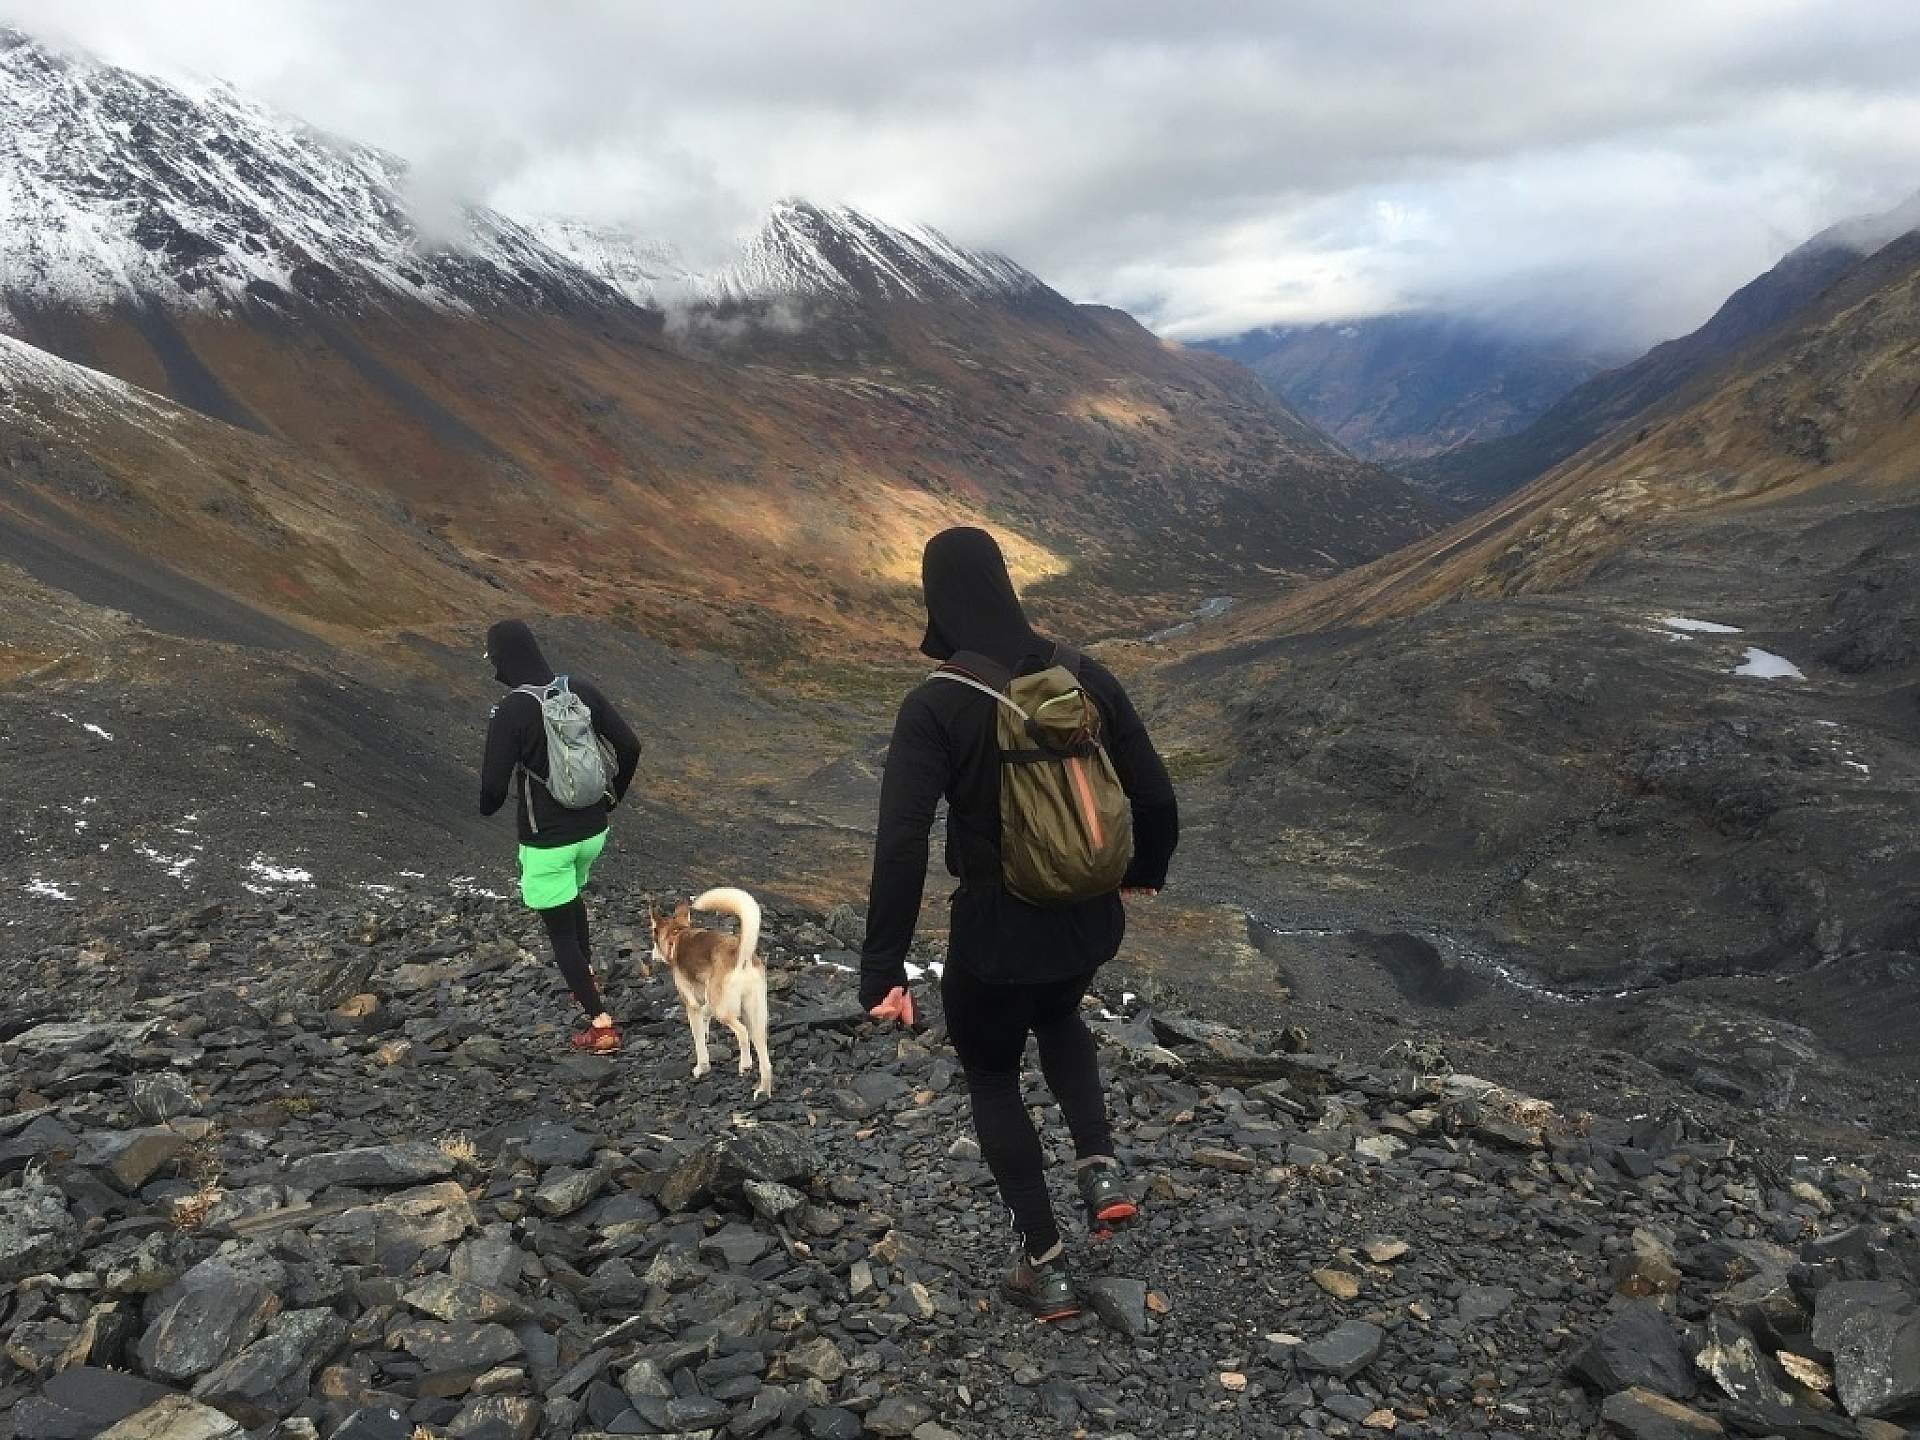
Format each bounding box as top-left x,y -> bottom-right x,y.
860,527 -> 1179,1321
480,620 -> 642,1054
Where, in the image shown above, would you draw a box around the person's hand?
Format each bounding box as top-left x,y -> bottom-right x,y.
868,986 -> 916,1027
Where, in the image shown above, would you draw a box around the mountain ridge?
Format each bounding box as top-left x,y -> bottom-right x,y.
1406,191 -> 1920,507
1199,313 -> 1621,463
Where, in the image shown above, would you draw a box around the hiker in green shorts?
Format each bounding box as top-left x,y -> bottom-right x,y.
479,621 -> 642,1053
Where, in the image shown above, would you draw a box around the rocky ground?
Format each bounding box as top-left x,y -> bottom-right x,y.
3,879 -> 1918,1440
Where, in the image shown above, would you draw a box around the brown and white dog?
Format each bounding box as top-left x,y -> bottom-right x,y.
649,887 -> 773,1099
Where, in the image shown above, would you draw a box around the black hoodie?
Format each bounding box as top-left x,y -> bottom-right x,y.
859,528 -> 1179,1005
479,620 -> 642,849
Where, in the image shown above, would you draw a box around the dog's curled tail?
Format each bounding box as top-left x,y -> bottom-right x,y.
693,887 -> 762,967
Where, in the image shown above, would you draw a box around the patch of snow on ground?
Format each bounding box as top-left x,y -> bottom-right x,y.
81,722 -> 113,740
134,844 -> 196,883
26,878 -> 74,900
1661,617 -> 1743,635
1844,761 -> 1871,774
903,961 -> 947,982
248,857 -> 314,886
1734,648 -> 1806,680
450,876 -> 504,900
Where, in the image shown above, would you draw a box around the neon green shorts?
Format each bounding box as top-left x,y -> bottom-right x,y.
518,830 -> 607,910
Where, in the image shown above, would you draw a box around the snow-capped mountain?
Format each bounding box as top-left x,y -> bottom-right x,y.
690,200 -> 1048,307
0,27 -> 1053,323
522,218 -> 692,309
0,27 -> 618,319
532,201 -> 1051,311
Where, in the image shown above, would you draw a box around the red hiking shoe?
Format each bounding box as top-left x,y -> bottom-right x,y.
569,1022 -> 621,1054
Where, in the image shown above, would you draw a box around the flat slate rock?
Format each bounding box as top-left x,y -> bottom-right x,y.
1297,1320 -> 1385,1379
285,1141 -> 456,1190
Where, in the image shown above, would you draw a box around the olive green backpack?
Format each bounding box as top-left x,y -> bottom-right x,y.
930,644 -> 1134,906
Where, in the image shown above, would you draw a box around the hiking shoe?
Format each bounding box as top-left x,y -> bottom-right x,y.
1005,1254 -> 1081,1323
1079,1164 -> 1138,1232
569,1023 -> 621,1055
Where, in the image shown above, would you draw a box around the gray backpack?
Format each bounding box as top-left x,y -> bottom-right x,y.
515,676 -> 615,833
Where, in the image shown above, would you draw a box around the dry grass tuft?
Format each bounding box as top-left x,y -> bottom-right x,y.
171,1127 -> 227,1231
439,1133 -> 480,1168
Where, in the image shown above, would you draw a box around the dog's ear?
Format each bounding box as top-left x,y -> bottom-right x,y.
673,901 -> 691,924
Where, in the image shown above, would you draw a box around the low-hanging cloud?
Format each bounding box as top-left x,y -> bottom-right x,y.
8,0 -> 1920,350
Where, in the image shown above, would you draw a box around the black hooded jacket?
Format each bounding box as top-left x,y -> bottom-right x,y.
479,620 -> 642,849
859,528 -> 1179,1006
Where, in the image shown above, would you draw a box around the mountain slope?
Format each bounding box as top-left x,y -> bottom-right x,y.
0,25 -> 1441,675
1148,220 -> 1920,1006
1407,193 -> 1920,507
1199,314 -> 1619,462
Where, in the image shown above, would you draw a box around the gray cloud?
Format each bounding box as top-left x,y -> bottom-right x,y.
7,0 -> 1919,348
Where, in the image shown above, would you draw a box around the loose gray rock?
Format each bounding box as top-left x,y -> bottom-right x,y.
1599,1386 -> 1725,1438
1083,1276 -> 1150,1337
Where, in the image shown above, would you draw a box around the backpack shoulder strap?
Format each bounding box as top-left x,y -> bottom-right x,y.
940,650 -> 1014,691
927,651 -> 1029,721
1049,641 -> 1084,677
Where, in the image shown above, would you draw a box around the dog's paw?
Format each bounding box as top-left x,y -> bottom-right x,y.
753,1085 -> 773,1101
691,1063 -> 711,1080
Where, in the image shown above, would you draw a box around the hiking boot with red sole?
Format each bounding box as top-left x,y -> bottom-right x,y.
569,1023 -> 622,1054
1079,1164 -> 1138,1235
1004,1255 -> 1081,1323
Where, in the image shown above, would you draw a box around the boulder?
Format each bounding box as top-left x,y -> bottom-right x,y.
135,1249 -> 286,1383
388,1321 -> 523,1375
95,1396 -> 242,1440
77,1128 -> 191,1193
1811,1280 -> 1920,1419
447,1394 -> 541,1440
10,1367 -> 178,1440
0,1174 -> 82,1281
190,1308 -> 346,1426
656,1124 -> 819,1212
1573,1300 -> 1699,1401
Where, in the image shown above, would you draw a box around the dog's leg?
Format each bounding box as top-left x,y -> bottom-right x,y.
745,968 -> 773,1100
713,967 -> 754,1076
673,972 -> 710,1078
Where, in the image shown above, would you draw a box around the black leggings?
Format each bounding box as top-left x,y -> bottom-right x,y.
940,963 -> 1114,1260
540,898 -> 604,1018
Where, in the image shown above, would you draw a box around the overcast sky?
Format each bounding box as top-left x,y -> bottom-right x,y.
10,0 -> 1920,349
